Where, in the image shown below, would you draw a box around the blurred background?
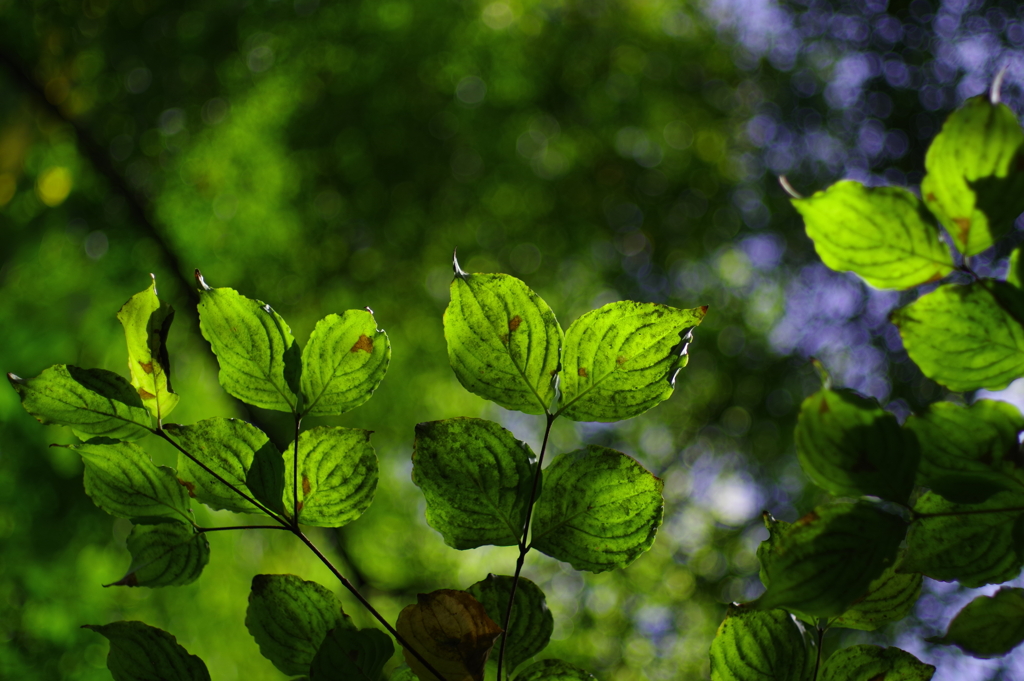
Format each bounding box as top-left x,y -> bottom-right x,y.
3,0 -> 1024,679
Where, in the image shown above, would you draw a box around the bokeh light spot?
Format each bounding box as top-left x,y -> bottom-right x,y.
36,167 -> 72,207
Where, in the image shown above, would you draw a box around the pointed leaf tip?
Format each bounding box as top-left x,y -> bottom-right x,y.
7,372 -> 23,384
194,269 -> 212,291
699,305 -> 709,315
453,250 -> 467,278
779,175 -> 804,199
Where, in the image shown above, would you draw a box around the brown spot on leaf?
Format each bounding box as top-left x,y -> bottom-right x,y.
499,333 -> 509,344
351,334 -> 373,353
617,356 -> 627,365
138,387 -> 156,400
796,510 -> 819,525
926,192 -> 937,202
953,217 -> 971,244
178,479 -> 196,497
139,361 -> 153,374
926,271 -> 945,283
112,573 -> 139,587
302,475 -> 312,496
819,397 -> 830,414
508,315 -> 522,331
699,305 -> 709,316
578,367 -> 588,377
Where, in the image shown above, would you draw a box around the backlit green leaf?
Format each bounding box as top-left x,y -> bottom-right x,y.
892,280 -> 1024,392
1009,246 -> 1024,288
531,445 -> 664,573
196,270 -> 301,412
900,490 -> 1024,587
117,275 -> 179,422
515,659 -> 597,681
108,518 -> 209,588
905,400 -> 1024,503
709,607 -> 811,681
921,95 -> 1024,256
792,180 -> 954,289
283,426 -> 378,527
166,417 -> 280,514
412,418 -> 535,549
794,389 -> 918,503
84,621 -> 211,681
65,439 -> 190,521
300,310 -> 390,417
245,574 -> 353,676
818,645 -> 934,681
8,365 -> 153,441
309,626 -> 394,681
557,301 -> 706,422
444,265 -> 562,415
467,574 -> 553,674
927,587 -> 1024,658
751,503 -> 906,618
830,563 -> 922,631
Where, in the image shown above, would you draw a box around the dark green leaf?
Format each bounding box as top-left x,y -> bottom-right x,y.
892,280 -> 1024,392
818,645 -> 934,681
444,266 -> 562,415
709,607 -> 811,681
557,300 -> 706,422
792,180 -> 954,289
196,270 -> 302,413
107,518 -> 209,588
64,439 -> 190,520
531,445 -> 664,573
751,503 -> 906,618
412,418 -> 535,549
515,659 -> 597,681
830,563 -> 922,631
284,426 -> 378,527
8,365 -> 153,441
117,275 -> 179,421
926,587 -> 1024,658
83,620 -> 211,681
245,574 -> 353,676
794,389 -> 918,503
467,574 -> 553,674
900,490 -> 1024,587
922,95 -> 1024,256
309,626 -> 394,681
389,666 -> 417,681
247,439 -> 287,516
166,417 -> 280,514
905,400 -> 1024,503
300,310 -> 390,417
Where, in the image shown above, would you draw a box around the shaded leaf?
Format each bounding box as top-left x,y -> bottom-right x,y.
283,426 -> 378,527
301,309 -> 390,417
310,626 -> 395,681
108,518 -> 209,588
8,365 -> 153,441
117,274 -> 179,421
247,439 -> 287,516
927,587 -> 1024,658
709,607 -> 811,681
557,300 -> 706,422
531,445 -> 664,573
467,575 -> 553,674
245,574 -> 353,676
444,267 -> 562,415
83,620 -> 211,681
792,180 -> 954,289
818,645 -> 934,681
412,418 -> 535,549
396,589 -> 502,681
515,659 -> 597,681
830,563 -> 922,631
196,270 -> 302,412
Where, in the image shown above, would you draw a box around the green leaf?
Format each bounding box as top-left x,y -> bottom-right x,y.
531,445 -> 664,573
284,426 -> 378,527
444,265 -> 562,415
829,563 -> 922,631
905,400 -> 1024,503
107,518 -> 210,588
195,270 -> 301,413
247,437 -> 287,516
83,620 -> 211,681
245,574 -> 353,676
794,389 -> 918,503
926,587 -> 1024,658
467,574 -> 553,674
922,95 -> 1024,256
792,180 -> 954,289
751,503 -> 906,618
117,275 -> 179,422
709,607 -> 811,681
557,300 -> 707,422
166,417 -> 280,514
389,666 -> 418,681
818,645 -> 934,681
309,626 -> 394,681
412,418 -> 536,549
8,365 -> 153,441
900,490 -> 1024,587
300,310 -> 390,417
64,439 -> 190,520
1008,246 -> 1024,288
515,659 -> 597,681
892,280 -> 1024,392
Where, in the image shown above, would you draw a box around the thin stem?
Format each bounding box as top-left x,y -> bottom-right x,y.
196,525 -> 291,533
296,531 -> 446,681
292,414 -> 302,528
496,413 -> 556,681
812,626 -> 825,681
912,505 -> 1024,520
